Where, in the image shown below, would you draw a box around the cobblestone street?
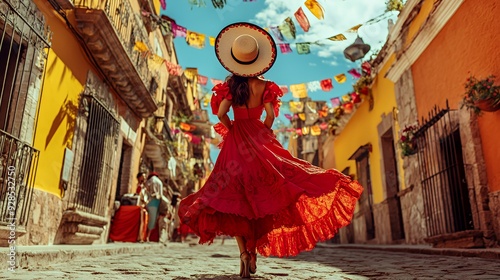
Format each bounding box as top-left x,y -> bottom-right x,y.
3,238 -> 500,280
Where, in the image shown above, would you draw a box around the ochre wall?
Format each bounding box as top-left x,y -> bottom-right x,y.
405,0 -> 434,50
33,0 -> 94,196
411,0 -> 500,191
334,55 -> 397,204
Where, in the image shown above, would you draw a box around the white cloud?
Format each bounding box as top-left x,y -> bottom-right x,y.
322,60 -> 338,66
308,62 -> 317,66
253,0 -> 397,58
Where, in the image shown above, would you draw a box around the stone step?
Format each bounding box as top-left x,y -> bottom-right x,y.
0,242 -> 165,270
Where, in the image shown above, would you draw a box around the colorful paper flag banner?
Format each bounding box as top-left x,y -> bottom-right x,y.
210,78 -> 223,86
334,74 -> 347,84
330,97 -> 341,107
351,92 -> 361,103
328,34 -> 347,41
296,42 -> 311,54
279,17 -> 296,40
294,7 -> 310,32
270,26 -> 286,42
279,43 -> 293,54
320,78 -> 333,91
304,0 -> 325,20
348,68 -> 362,79
289,101 -> 305,113
347,24 -> 363,33
290,84 -> 308,98
279,85 -> 289,94
197,75 -> 208,85
170,21 -> 187,38
306,81 -> 321,92
186,31 -> 206,48
151,8 -> 389,57
362,61 -> 372,75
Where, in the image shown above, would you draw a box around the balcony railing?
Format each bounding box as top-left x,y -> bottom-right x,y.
72,0 -> 158,118
0,131 -> 39,227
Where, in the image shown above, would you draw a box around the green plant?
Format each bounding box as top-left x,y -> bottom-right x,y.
461,75 -> 500,115
353,75 -> 373,95
398,124 -> 418,157
386,0 -> 404,12
172,113 -> 192,126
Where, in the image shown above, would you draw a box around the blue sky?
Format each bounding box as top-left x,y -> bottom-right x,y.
160,0 -> 397,160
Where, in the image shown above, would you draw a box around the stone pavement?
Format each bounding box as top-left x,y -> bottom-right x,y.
2,238 -> 500,280
317,243 -> 500,260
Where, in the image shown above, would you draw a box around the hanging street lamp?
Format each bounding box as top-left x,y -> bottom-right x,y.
343,36 -> 371,62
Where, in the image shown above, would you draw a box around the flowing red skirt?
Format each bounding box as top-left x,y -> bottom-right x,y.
179,118 -> 363,257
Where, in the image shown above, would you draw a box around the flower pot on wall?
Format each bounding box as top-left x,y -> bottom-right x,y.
474,98 -> 500,112
401,141 -> 418,157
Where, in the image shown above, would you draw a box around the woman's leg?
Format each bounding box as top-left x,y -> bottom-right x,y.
235,236 -> 247,254
235,236 -> 250,277
138,208 -> 147,242
247,239 -> 257,274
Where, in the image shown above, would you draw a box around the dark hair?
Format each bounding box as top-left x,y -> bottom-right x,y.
147,172 -> 159,180
227,75 -> 249,107
136,172 -> 145,179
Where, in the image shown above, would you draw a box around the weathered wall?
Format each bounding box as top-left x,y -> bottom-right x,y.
411,0 -> 500,192
394,69 -> 427,244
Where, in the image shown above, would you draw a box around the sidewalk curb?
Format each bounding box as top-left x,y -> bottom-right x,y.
316,243 -> 500,260
1,242 -> 167,270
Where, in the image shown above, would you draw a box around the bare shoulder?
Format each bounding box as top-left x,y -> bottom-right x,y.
249,77 -> 269,90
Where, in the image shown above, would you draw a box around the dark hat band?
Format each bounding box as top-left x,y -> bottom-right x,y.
231,48 -> 260,65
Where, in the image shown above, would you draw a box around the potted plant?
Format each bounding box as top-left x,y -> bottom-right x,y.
461,75 -> 500,115
353,75 -> 373,96
398,124 -> 418,157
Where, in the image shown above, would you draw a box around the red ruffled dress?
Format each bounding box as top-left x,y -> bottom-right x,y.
178,81 -> 363,257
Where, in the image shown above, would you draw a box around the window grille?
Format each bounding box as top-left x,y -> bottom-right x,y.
67,94 -> 119,216
414,102 -> 474,236
0,0 -> 50,227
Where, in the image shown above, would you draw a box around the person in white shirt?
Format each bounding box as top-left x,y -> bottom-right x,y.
145,172 -> 163,242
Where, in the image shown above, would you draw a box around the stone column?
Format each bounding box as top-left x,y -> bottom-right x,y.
394,69 -> 427,244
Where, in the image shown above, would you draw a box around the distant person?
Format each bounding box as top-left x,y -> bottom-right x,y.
136,172 -> 148,242
178,22 -> 363,278
145,172 -> 163,242
135,172 -> 146,195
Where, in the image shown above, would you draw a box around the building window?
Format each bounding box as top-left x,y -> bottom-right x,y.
415,107 -> 473,236
0,0 -> 50,227
349,144 -> 375,240
66,72 -> 119,216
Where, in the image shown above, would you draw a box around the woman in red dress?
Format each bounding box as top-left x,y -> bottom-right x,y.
178,22 -> 363,278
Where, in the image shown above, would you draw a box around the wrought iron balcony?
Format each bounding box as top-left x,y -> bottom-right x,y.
72,0 -> 158,118
0,130 -> 39,228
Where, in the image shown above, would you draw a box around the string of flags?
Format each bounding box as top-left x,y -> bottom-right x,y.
153,1 -> 393,54
133,40 -> 365,96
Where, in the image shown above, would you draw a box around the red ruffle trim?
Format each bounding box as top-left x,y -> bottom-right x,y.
213,122 -> 232,149
180,172 -> 362,257
263,82 -> 284,117
210,82 -> 232,115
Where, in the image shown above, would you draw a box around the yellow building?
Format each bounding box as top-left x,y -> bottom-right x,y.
329,47 -> 405,244
0,0 -> 211,246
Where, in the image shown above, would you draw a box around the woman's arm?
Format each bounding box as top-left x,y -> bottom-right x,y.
263,102 -> 275,129
217,99 -> 233,129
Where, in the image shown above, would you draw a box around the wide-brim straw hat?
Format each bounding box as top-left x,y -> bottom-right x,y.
215,22 -> 277,77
